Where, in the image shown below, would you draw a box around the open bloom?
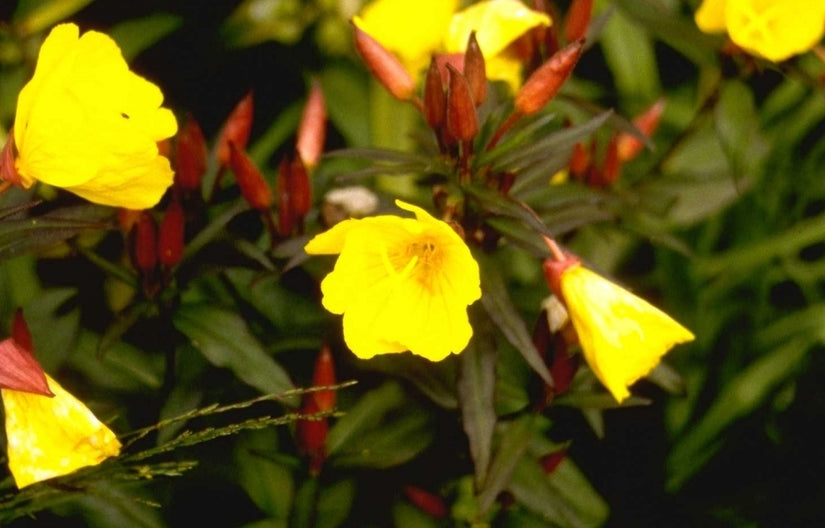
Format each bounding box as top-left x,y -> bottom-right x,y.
2,23 -> 177,208
695,0 -> 825,62
1,313 -> 121,488
305,200 -> 481,361
355,0 -> 550,89
545,257 -> 694,402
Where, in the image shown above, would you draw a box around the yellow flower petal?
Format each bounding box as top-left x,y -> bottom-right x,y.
12,23 -> 176,209
725,0 -> 825,61
2,374 -> 121,488
559,264 -> 694,402
304,200 -> 481,361
445,0 -> 550,88
355,0 -> 459,75
695,0 -> 728,32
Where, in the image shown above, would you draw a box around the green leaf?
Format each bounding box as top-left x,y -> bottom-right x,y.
599,6 -> 660,104
477,415 -> 535,514
714,80 -> 769,179
0,204 -> 113,263
14,0 -> 96,36
327,381 -> 433,469
477,254 -> 554,386
392,501 -> 443,528
236,429 -> 295,520
109,14 -> 182,61
69,330 -> 164,392
667,337 -> 810,491
360,354 -> 459,409
508,456 -> 608,528
459,309 -> 498,488
173,303 -> 297,405
316,479 -> 356,528
320,64 -> 371,147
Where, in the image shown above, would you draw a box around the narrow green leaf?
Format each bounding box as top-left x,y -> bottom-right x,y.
508,456 -> 608,528
173,303 -> 297,405
458,308 -> 498,488
477,415 -> 535,514
235,429 -> 294,520
667,337 -> 810,490
0,204 -> 113,262
316,479 -> 356,528
477,254 -> 554,386
361,354 -> 459,409
325,381 -> 405,456
109,14 -> 182,61
599,7 -> 660,103
14,0 -> 95,36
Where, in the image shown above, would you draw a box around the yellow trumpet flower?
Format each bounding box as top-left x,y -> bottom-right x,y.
305,200 -> 481,361
3,23 -> 177,208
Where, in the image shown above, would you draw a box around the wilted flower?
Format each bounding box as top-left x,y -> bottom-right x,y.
305,200 -> 481,361
1,23 -> 177,209
695,0 -> 825,62
543,243 -> 695,402
355,0 -> 550,88
1,312 -> 121,488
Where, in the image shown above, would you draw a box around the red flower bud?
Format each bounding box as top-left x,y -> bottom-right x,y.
352,21 -> 415,101
423,57 -> 446,129
229,143 -> 272,211
277,153 -> 312,236
445,64 -> 479,143
296,81 -> 327,169
564,0 -> 593,43
311,344 -> 336,412
117,208 -> 142,234
0,310 -> 53,396
569,141 -> 590,179
403,486 -> 448,519
175,115 -> 208,192
216,92 -> 254,170
600,136 -> 621,187
548,338 -> 578,396
515,39 -> 583,115
159,197 -> 185,268
133,211 -> 158,274
296,397 -> 328,475
0,131 -> 21,187
464,32 -> 487,106
616,98 -> 666,162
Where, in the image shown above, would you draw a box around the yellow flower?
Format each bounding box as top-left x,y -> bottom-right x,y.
9,23 -> 177,208
355,0 -> 550,88
305,200 -> 481,361
2,374 -> 122,488
557,263 -> 694,402
695,0 -> 825,62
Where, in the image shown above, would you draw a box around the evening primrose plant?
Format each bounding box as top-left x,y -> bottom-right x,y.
8,0 -> 820,526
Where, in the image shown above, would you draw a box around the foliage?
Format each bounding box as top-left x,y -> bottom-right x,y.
1,0 -> 825,526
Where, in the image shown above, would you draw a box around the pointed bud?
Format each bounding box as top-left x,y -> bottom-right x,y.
1,131 -> 22,187
569,141 -> 590,179
445,64 -> 479,142
175,115 -> 208,192
0,310 -> 53,396
564,0 -> 593,43
351,21 -> 415,101
229,142 -> 272,211
464,32 -> 487,106
403,486 -> 448,519
296,81 -> 327,169
159,197 -> 185,268
616,98 -> 666,162
296,397 -> 328,475
311,344 -> 336,412
515,39 -> 584,115
277,153 -> 312,236
423,57 -> 446,129
216,92 -> 254,170
600,136 -> 621,186
133,211 -> 158,274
